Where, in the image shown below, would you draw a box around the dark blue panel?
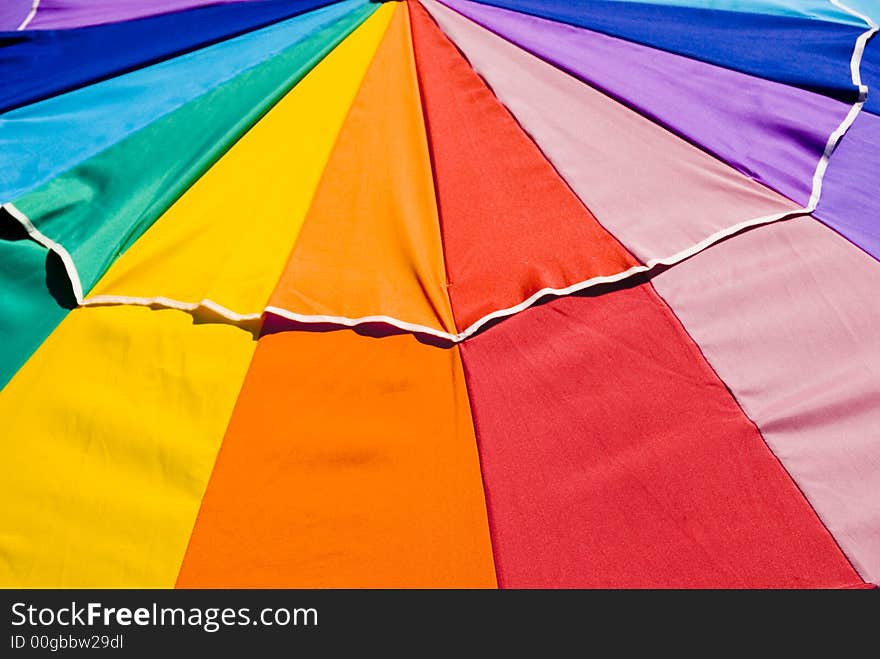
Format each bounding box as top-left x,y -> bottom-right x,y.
861,36 -> 880,115
0,0 -> 341,114
466,0 -> 864,102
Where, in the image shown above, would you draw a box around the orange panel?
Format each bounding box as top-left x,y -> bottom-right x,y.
268,3 -> 455,334
176,327 -> 496,587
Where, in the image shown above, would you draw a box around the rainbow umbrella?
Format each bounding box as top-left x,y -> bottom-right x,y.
0,0 -> 878,589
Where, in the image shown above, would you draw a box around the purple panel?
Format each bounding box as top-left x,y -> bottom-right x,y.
24,0 -> 261,30
815,111 -> 880,261
440,0 -> 851,206
0,0 -> 32,29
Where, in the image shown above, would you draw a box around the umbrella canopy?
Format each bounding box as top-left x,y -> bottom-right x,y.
0,0 -> 878,588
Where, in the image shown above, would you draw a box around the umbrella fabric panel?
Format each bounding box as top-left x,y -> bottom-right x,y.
0,306 -> 255,587
0,0 -> 373,204
461,0 -> 865,102
860,30 -> 880,115
268,4 -> 456,336
409,1 -> 638,332
814,111 -> 880,260
459,285 -> 864,588
842,0 -> 880,20
421,0 -> 802,265
88,2 -> 393,315
176,327 -> 496,588
652,217 -> 880,585
440,0 -> 852,207
0,5 -> 375,390
0,0 -> 344,114
22,0 -> 268,30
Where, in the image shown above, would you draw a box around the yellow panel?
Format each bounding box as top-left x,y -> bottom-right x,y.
89,4 -> 396,312
0,306 -> 255,587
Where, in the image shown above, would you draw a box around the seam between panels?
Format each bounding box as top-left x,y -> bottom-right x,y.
649,281 -> 868,586
406,0 -> 461,332
402,0 -> 459,337
454,342 -> 506,589
16,0 -> 39,30
172,354 -> 259,588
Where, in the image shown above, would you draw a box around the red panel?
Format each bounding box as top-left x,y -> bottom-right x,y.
459,284 -> 863,588
409,1 -> 638,332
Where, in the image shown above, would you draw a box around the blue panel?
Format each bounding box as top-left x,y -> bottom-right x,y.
861,35 -> 880,114
0,0 -> 341,114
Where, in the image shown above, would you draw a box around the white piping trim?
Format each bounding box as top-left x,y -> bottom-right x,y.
16,0 -> 40,30
263,306 -> 460,342
831,0 -> 878,101
0,205 -> 838,343
805,1 -> 878,207
81,295 -> 262,323
262,206 -> 809,343
43,203 -> 811,342
2,202 -> 84,303
807,99 -> 864,208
